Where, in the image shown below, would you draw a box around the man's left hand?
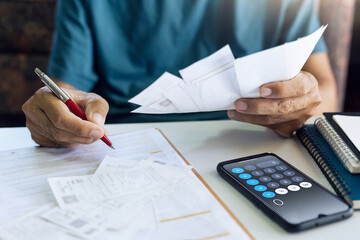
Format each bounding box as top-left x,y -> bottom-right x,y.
227,71 -> 321,137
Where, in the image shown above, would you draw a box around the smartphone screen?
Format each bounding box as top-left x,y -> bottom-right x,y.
217,153 -> 352,232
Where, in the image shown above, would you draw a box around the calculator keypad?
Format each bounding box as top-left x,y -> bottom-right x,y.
228,158 -> 312,203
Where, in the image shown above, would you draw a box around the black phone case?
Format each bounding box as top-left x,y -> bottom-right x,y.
217,153 -> 353,232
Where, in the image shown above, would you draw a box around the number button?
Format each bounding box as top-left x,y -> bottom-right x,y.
279,179 -> 292,185
232,168 -> 244,173
254,185 -> 267,192
291,176 -> 304,182
264,168 -> 276,174
288,185 -> 300,191
246,179 -> 259,185
276,165 -> 287,171
259,176 -> 272,182
283,171 -> 295,176
262,191 -> 276,198
300,182 -> 312,188
244,165 -> 256,171
239,173 -> 251,179
252,170 -> 264,176
275,188 -> 288,195
271,173 -> 284,179
267,182 -> 280,188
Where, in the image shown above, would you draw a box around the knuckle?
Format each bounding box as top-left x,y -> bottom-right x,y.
33,86 -> 47,99
247,100 -> 263,114
296,84 -> 307,95
22,96 -> 35,113
22,101 -> 29,113
304,72 -> 317,87
278,101 -> 293,115
73,124 -> 89,137
91,94 -> 109,110
52,115 -> 65,128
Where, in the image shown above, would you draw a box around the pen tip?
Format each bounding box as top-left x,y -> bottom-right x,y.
109,145 -> 115,150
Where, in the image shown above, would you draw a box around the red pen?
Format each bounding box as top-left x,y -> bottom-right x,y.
34,68 -> 115,150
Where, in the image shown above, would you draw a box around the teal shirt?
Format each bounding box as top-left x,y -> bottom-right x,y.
48,0 -> 326,123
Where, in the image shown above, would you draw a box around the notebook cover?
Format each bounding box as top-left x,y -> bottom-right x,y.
297,124 -> 360,209
324,112 -> 360,159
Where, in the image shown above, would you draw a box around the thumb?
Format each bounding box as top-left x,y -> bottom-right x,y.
70,91 -> 109,126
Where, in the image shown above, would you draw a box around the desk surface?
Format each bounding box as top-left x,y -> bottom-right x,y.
0,120 -> 357,239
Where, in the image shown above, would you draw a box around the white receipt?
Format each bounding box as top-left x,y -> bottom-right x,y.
48,158 -> 191,208
1,128 -> 252,240
0,204 -> 79,240
130,25 -> 326,113
41,206 -> 107,239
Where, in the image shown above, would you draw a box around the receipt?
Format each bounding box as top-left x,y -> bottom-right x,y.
48,158 -> 192,208
130,25 -> 327,114
41,207 -> 107,239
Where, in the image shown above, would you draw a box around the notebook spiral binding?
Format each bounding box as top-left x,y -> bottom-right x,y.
296,125 -> 353,206
315,118 -> 359,171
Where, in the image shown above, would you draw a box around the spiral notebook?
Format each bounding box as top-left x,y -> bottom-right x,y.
296,113 -> 360,209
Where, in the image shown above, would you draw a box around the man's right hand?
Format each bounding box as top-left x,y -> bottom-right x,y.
22,86 -> 109,147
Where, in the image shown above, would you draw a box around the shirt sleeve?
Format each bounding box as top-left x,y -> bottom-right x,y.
47,0 -> 98,91
282,0 -> 327,53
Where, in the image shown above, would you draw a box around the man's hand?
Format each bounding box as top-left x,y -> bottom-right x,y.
22,87 -> 109,147
227,71 -> 322,137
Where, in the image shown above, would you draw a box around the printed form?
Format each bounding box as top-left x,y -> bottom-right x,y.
0,128 -> 252,240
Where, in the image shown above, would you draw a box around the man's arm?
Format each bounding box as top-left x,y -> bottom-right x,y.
227,52 -> 338,137
302,52 -> 337,114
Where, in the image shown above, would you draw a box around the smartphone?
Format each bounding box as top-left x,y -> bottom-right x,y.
217,153 -> 353,232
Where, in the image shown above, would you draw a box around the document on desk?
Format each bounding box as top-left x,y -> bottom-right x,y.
129,25 -> 327,113
0,129 -> 179,223
48,157 -> 191,208
0,128 -> 253,240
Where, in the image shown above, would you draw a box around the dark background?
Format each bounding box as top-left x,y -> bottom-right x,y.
344,0 -> 360,111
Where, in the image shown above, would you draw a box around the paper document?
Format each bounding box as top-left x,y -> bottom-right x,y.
130,25 -> 327,113
0,129 -> 181,224
0,128 -> 252,239
48,158 -> 191,208
333,115 -> 360,152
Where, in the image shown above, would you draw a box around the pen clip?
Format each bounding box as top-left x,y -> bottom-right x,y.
34,68 -> 70,102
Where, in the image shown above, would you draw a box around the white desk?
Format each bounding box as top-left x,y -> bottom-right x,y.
0,120 -> 357,239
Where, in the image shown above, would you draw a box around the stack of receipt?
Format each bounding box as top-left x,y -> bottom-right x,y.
0,156 -> 192,239
129,25 -> 327,114
0,155 -> 250,240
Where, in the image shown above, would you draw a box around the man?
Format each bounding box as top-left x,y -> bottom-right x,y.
22,0 -> 337,147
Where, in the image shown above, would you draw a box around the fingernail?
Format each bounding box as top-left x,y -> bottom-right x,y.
92,113 -> 104,125
236,101 -> 248,111
261,87 -> 272,97
90,129 -> 103,138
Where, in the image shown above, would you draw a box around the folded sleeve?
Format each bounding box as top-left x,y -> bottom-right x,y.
48,0 -> 98,91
